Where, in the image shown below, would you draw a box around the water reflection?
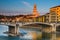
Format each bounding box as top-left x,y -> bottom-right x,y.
56,32 -> 60,40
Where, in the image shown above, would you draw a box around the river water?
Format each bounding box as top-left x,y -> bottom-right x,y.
0,25 -> 60,40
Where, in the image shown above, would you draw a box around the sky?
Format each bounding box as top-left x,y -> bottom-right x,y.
0,0 -> 60,15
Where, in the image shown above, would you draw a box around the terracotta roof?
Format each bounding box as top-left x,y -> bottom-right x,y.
51,5 -> 60,8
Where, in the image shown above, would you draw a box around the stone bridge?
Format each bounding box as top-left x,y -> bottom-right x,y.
0,22 -> 60,36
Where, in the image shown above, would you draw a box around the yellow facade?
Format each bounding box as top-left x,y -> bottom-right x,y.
32,15 -> 45,22
39,15 -> 45,22
32,17 -> 39,22
50,6 -> 60,23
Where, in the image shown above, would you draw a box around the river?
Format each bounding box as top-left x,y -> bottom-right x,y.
0,25 -> 59,40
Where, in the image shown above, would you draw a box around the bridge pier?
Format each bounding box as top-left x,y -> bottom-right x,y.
50,24 -> 56,40
51,24 -> 56,33
8,25 -> 19,36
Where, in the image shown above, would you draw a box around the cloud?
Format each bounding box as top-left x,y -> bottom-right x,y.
22,1 -> 32,8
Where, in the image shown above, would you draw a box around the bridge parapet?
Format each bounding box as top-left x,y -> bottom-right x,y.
0,22 -> 16,26
0,22 -> 60,27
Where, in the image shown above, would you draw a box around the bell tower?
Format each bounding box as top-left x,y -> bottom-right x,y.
33,4 -> 40,17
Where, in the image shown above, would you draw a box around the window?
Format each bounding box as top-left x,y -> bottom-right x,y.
50,12 -> 57,15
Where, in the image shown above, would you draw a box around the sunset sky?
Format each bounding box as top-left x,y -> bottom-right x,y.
0,0 -> 60,15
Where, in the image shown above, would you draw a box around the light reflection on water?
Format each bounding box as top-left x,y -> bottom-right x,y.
56,32 -> 60,40
0,25 -> 59,40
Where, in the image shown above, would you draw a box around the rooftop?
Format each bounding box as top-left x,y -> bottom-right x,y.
51,5 -> 60,8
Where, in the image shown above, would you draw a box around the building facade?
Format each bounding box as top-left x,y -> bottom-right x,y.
31,5 -> 60,23
45,13 -> 50,23
39,15 -> 45,22
50,6 -> 60,23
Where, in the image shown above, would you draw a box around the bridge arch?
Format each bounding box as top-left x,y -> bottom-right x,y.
22,23 -> 52,33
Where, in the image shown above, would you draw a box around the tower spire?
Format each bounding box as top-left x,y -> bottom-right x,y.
33,4 -> 37,12
33,4 -> 40,17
